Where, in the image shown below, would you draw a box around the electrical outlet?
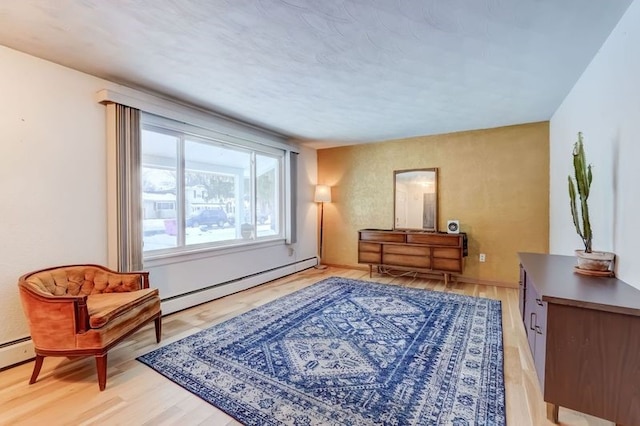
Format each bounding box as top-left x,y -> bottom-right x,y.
479,253 -> 486,262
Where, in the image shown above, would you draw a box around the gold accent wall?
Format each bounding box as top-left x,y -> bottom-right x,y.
317,122 -> 549,286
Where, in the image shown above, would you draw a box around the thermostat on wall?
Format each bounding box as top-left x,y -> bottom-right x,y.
447,220 -> 460,234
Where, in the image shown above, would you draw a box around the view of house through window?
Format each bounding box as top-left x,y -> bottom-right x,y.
141,118 -> 284,256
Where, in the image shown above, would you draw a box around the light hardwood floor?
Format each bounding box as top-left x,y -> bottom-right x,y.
0,267 -> 614,426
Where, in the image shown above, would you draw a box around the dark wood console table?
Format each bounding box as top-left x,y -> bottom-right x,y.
519,252 -> 640,425
358,229 -> 467,284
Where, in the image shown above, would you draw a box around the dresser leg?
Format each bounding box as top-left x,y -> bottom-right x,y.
546,403 -> 559,423
444,273 -> 449,286
369,265 -> 372,278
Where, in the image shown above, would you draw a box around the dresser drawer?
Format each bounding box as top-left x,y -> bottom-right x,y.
359,242 -> 381,253
383,253 -> 431,269
406,233 -> 460,246
359,231 -> 405,243
432,258 -> 462,272
383,244 -> 430,257
358,241 -> 382,265
359,251 -> 381,264
383,245 -> 430,268
433,247 -> 462,259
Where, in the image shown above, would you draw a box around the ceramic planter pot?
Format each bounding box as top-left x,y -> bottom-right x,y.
575,250 -> 615,272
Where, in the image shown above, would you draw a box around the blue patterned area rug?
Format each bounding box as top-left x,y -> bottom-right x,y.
138,277 -> 505,425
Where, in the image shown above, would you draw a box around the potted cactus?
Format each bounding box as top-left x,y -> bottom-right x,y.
568,132 -> 614,274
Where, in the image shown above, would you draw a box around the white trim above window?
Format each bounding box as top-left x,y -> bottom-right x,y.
96,88 -> 299,154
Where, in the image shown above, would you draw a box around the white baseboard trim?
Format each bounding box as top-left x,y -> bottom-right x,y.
161,258 -> 317,315
0,339 -> 35,370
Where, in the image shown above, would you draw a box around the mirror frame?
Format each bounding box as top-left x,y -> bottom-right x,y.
393,168 -> 438,232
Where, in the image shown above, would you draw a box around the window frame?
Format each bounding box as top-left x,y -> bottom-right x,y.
141,113 -> 286,261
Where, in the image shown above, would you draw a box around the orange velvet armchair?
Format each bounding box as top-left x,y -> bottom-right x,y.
18,264 -> 162,390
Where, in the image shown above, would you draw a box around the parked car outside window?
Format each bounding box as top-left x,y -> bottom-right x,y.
185,208 -> 228,228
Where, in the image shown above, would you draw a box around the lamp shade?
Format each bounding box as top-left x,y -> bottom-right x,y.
314,185 -> 332,203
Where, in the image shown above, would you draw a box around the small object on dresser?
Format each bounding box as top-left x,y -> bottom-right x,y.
568,132 -> 616,273
447,220 -> 460,234
574,249 -> 615,276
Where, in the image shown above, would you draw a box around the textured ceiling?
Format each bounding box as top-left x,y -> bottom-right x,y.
0,1 -> 632,148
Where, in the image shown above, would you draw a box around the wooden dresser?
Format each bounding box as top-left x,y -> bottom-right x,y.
358,229 -> 467,284
519,252 -> 640,425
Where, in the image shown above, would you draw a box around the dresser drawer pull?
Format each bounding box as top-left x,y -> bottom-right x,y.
530,312 -> 537,330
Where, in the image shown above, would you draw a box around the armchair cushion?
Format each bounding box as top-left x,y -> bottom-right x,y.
77,293 -> 161,349
88,288 -> 159,328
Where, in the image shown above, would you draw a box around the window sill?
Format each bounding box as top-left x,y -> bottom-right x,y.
143,238 -> 288,267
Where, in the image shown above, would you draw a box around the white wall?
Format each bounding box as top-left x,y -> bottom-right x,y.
0,45 -> 318,367
550,0 -> 640,288
0,46 -> 109,349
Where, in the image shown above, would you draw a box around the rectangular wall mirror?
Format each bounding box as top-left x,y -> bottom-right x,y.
394,168 -> 438,231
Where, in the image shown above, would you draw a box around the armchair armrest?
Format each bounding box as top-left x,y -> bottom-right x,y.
18,284 -> 91,348
19,281 -> 90,334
